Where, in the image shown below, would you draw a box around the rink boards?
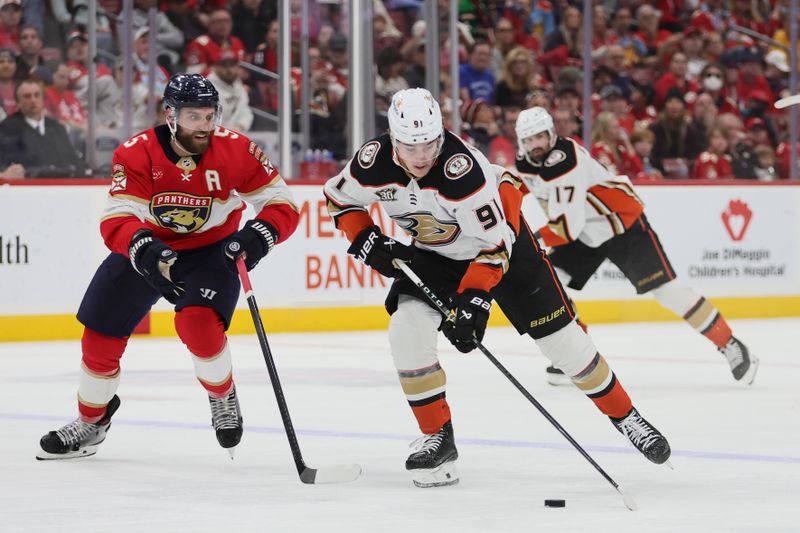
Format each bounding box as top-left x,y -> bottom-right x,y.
1,181 -> 799,341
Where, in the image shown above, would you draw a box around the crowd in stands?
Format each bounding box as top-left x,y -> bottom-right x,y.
0,0 -> 796,180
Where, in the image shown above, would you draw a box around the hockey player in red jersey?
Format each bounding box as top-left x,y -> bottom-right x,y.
324,88 -> 671,488
37,73 -> 299,460
513,107 -> 758,387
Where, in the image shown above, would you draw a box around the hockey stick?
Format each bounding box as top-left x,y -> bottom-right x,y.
236,257 -> 362,484
393,259 -> 638,511
775,94 -> 800,109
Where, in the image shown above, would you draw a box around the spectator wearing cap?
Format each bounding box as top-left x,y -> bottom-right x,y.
52,0 -> 115,64
132,28 -> 169,96
0,78 -> 85,177
698,63 -> 739,116
745,116 -> 773,149
45,62 -> 86,133
207,51 -> 253,133
231,0 -> 275,54
629,81 -> 657,130
763,49 -> 789,97
0,0 -> 21,53
118,0 -> 184,72
654,52 -> 699,109
692,126 -> 733,180
0,47 -> 16,115
460,98 -> 497,154
678,26 -> 708,81
598,84 -> 634,133
460,40 -> 496,105
648,87 -> 706,177
591,111 -> 644,178
734,47 -> 774,111
65,28 -> 121,129
185,8 -> 243,75
323,32 -> 349,106
14,25 -> 48,82
495,47 -> 536,109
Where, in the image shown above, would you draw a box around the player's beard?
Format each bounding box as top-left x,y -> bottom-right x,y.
528,147 -> 546,162
175,127 -> 212,155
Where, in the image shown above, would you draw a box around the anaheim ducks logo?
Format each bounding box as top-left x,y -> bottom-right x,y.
544,150 -> 566,167
151,192 -> 212,233
358,141 -> 380,168
444,154 -> 473,179
394,212 -> 460,246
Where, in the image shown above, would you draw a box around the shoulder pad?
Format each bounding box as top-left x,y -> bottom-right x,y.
515,151 -> 541,176
425,132 -> 487,201
349,134 -> 409,187
536,137 -> 578,182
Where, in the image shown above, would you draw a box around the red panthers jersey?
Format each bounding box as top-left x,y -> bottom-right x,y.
100,124 -> 298,256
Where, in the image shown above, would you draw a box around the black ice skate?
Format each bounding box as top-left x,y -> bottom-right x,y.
37,395 -> 121,460
209,386 -> 243,458
719,336 -> 759,385
611,407 -> 671,465
406,421 -> 459,487
545,364 -> 571,387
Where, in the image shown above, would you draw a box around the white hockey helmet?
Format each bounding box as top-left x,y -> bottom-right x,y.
515,106 -> 557,153
388,88 -> 444,147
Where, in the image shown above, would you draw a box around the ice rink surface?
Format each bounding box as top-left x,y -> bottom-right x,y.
1,318 -> 798,532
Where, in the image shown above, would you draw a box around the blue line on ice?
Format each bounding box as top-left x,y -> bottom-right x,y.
8,412 -> 799,465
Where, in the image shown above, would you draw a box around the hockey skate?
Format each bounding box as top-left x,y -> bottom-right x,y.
719,336 -> 759,385
611,407 -> 671,465
545,364 -> 571,386
209,386 -> 243,458
406,421 -> 459,488
37,395 -> 121,460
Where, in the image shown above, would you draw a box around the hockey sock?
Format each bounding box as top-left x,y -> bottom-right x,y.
651,281 -> 733,348
571,353 -> 632,419
175,306 -> 233,397
78,328 -> 127,423
399,363 -> 452,435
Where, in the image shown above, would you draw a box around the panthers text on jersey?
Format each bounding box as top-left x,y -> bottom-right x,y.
100,124 -> 299,255
514,136 -> 644,248
324,131 -> 516,293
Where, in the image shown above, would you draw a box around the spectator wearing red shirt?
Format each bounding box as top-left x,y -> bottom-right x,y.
45,62 -> 86,132
488,105 -> 520,168
634,5 -> 672,62
591,111 -> 644,178
0,0 -> 21,54
692,127 -> 733,179
697,63 -> 739,116
734,48 -> 774,110
629,81 -> 657,130
185,8 -> 244,75
597,84 -> 634,133
654,52 -> 700,109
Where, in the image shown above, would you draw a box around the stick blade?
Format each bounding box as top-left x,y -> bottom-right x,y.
775,94 -> 800,109
616,486 -> 639,511
299,463 -> 362,484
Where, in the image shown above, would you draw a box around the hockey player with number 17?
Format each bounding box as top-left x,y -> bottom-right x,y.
37,73 -> 299,460
324,88 -> 671,488
512,107 -> 758,386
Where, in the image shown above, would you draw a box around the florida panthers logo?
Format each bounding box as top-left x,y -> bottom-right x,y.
394,212 -> 460,246
151,193 -> 212,233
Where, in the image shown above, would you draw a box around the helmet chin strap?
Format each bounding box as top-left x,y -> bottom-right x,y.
171,135 -> 199,156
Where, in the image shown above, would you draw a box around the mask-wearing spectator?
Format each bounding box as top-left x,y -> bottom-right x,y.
698,63 -> 739,116
692,126 -> 732,179
0,78 -> 86,177
207,51 -> 254,133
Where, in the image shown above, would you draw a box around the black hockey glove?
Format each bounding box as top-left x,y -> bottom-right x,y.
129,230 -> 185,304
224,219 -> 278,271
441,289 -> 492,353
347,225 -> 414,278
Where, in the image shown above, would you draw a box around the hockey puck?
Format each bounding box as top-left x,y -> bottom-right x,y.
544,499 -> 566,508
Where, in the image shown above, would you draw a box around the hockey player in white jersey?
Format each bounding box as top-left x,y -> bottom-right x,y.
324,88 -> 672,488
513,106 -> 758,386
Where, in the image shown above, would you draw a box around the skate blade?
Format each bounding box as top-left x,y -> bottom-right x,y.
739,355 -> 759,386
227,446 -> 237,460
36,444 -> 99,461
663,460 -> 675,470
411,461 -> 459,488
